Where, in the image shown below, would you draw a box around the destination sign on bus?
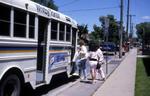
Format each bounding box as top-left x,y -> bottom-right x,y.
36,5 -> 50,17
51,11 -> 60,19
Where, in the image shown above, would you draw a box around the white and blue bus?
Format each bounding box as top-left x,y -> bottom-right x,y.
0,0 -> 78,95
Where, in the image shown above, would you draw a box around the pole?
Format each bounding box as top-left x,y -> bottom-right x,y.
126,0 -> 130,39
142,28 -> 145,52
119,0 -> 123,58
129,15 -> 135,47
106,25 -> 108,74
104,17 -> 109,74
129,15 -> 132,36
126,0 -> 130,52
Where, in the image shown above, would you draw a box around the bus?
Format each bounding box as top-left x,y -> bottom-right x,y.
0,0 -> 78,95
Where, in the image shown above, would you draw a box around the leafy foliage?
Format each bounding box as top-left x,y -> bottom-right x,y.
99,15 -> 120,44
89,15 -> 120,44
47,0 -> 58,11
89,24 -> 103,42
136,22 -> 150,45
78,24 -> 89,43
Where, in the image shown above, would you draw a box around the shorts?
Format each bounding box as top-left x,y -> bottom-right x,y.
88,61 -> 97,69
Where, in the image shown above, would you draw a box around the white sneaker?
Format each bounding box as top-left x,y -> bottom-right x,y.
72,73 -> 79,76
80,77 -> 84,80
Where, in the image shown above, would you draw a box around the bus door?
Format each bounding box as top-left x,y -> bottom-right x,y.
70,28 -> 77,74
36,16 -> 49,83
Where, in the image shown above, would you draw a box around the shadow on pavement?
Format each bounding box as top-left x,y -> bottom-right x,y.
22,72 -> 79,96
80,80 -> 92,84
109,60 -> 121,64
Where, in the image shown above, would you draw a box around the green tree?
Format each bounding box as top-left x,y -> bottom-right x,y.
136,22 -> 150,46
31,0 -> 58,11
47,0 -> 58,11
99,15 -> 119,44
89,24 -> 103,42
78,24 -> 89,43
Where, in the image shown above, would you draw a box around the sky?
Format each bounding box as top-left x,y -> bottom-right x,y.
54,0 -> 150,34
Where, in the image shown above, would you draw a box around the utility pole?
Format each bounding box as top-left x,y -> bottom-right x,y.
119,0 -> 123,58
128,15 -> 135,48
104,17 -> 109,74
126,0 -> 130,39
130,23 -> 134,38
129,15 -> 132,36
129,15 -> 135,34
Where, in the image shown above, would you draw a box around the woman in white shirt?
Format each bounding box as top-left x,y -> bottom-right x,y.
72,40 -> 88,80
88,42 -> 105,83
88,42 -> 98,83
96,48 -> 106,81
78,40 -> 88,80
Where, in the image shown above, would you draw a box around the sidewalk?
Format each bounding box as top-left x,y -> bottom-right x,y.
93,49 -> 137,96
49,52 -> 125,96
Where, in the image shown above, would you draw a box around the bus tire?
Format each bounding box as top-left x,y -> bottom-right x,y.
0,74 -> 21,96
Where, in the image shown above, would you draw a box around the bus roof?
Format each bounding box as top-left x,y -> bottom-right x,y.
0,0 -> 77,28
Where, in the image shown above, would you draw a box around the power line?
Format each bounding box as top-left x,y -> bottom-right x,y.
58,0 -> 80,8
61,6 -> 119,13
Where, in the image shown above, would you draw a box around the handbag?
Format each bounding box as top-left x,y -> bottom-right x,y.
96,54 -> 101,69
96,62 -> 101,69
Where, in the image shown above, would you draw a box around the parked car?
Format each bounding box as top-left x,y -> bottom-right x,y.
100,42 -> 117,55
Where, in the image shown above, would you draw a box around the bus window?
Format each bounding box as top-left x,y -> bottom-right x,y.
59,22 -> 65,41
66,25 -> 71,42
14,8 -> 26,37
29,13 -> 35,39
51,20 -> 57,40
0,4 -> 10,36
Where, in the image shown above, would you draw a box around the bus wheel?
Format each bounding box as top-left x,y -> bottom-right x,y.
0,74 -> 21,96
